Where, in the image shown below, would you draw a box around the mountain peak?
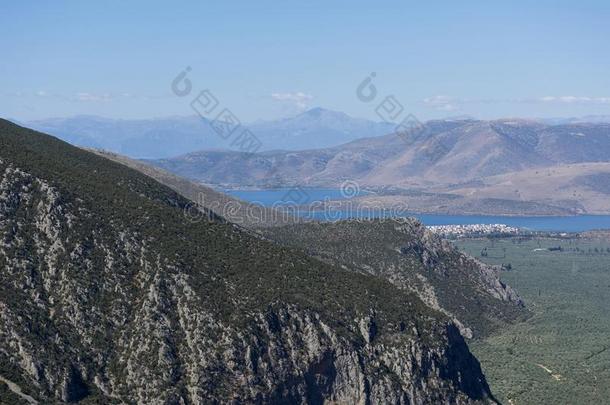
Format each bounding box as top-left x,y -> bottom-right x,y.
303,106 -> 326,115
298,107 -> 349,119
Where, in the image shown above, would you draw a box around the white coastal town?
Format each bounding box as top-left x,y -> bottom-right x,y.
427,223 -> 522,238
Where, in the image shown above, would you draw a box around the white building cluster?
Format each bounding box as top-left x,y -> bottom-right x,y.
427,223 -> 521,238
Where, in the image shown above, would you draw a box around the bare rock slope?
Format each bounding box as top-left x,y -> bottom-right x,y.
0,120 -> 498,403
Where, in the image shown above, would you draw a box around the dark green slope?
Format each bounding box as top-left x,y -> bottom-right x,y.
263,219 -> 529,338
0,119 -> 496,404
89,148 -> 298,228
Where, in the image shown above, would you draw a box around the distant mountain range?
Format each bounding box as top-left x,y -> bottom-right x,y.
541,115 -> 610,125
148,119 -> 610,215
19,111 -> 610,215
24,108 -> 395,159
22,111 -> 610,161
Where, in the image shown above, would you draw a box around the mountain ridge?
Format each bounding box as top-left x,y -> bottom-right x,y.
149,119 -> 610,215
85,147 -> 529,339
0,119 -> 499,403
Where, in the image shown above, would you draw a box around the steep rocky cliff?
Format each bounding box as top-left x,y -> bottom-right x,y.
264,220 -> 528,339
0,120 -> 500,403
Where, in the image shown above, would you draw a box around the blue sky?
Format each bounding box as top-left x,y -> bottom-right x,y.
2,0 -> 609,122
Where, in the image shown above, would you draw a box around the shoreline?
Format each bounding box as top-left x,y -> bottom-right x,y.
208,185 -> 610,218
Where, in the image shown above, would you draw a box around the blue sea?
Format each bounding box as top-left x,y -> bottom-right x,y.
224,188 -> 610,232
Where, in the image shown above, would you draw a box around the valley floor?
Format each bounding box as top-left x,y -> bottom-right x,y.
455,237 -> 610,404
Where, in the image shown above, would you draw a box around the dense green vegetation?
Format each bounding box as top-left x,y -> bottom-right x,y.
0,119 -> 440,334
93,149 -> 295,227
456,237 -> 610,404
2,119 -> 473,402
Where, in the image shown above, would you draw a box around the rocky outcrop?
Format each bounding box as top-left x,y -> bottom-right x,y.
398,219 -> 523,306
264,219 -> 528,338
0,119 -> 498,404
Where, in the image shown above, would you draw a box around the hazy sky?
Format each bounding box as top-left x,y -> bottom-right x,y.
2,0 -> 610,122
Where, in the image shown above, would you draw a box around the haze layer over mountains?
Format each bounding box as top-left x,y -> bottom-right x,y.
23,109 -> 610,215
25,108 -> 395,158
